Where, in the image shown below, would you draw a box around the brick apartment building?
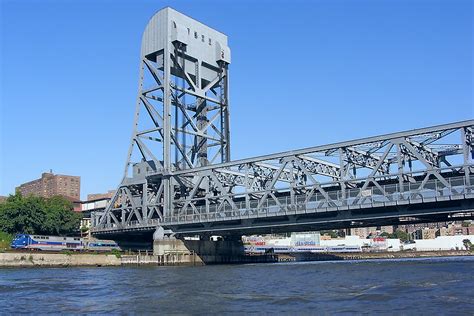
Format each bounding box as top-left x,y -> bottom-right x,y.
16,171 -> 80,200
87,190 -> 115,201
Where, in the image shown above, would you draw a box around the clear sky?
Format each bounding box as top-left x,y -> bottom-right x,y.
0,0 -> 472,199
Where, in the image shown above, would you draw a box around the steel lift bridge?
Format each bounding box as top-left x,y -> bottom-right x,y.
91,8 -> 474,243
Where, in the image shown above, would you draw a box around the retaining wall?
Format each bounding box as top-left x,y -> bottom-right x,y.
0,253 -> 121,267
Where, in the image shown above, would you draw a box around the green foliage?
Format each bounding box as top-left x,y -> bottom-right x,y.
43,196 -> 82,235
462,239 -> 472,251
0,193 -> 82,236
0,231 -> 13,251
320,230 -> 338,238
379,230 -> 410,242
111,248 -> 121,258
392,230 -> 410,242
0,194 -> 46,234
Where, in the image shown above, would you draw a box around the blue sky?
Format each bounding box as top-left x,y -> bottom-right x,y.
1,0 -> 472,199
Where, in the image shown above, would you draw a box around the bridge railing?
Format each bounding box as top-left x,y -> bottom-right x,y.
162,175 -> 473,225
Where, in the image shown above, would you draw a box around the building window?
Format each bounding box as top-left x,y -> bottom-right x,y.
209,38 -> 212,45
201,34 -> 205,42
194,31 -> 198,39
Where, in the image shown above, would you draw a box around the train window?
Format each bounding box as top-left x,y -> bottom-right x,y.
64,237 -> 67,240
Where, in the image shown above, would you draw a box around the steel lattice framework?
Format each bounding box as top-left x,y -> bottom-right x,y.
91,8 -> 474,237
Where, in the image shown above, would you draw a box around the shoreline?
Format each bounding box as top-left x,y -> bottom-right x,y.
276,250 -> 473,262
0,252 -> 121,267
0,250 -> 472,267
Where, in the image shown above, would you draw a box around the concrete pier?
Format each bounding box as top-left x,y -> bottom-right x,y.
153,239 -> 277,265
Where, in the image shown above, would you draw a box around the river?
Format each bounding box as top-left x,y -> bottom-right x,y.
1,256 -> 473,314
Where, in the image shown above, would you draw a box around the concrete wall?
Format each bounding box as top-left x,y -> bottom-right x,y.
153,239 -> 275,264
403,235 -> 474,251
0,253 -> 121,267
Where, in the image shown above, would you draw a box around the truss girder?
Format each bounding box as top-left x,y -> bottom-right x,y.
92,121 -> 474,234
122,40 -> 230,176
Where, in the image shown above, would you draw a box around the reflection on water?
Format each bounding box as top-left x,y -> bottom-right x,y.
1,256 -> 473,314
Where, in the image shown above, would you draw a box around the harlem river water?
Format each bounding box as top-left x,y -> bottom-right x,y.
1,256 -> 473,314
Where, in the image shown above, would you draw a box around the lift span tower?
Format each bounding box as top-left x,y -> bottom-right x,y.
92,8 -> 474,246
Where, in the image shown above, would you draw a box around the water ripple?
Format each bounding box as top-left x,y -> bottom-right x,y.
0,256 -> 473,314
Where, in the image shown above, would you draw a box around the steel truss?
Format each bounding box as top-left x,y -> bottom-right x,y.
92,120 -> 474,233
126,43 -> 230,174
92,11 -> 232,230
90,8 -> 473,235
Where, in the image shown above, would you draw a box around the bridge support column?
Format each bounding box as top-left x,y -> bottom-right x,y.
152,232 -> 260,264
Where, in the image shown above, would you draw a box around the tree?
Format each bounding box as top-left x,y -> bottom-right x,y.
43,196 -> 81,235
0,193 -> 81,236
392,230 -> 410,242
0,194 -> 47,234
321,230 -> 338,238
462,239 -> 472,251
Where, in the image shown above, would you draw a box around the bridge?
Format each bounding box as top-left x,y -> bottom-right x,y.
91,8 -> 474,244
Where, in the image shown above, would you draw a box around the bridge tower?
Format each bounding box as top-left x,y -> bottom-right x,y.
94,8 -> 231,231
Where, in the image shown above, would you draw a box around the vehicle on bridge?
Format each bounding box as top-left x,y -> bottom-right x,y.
10,234 -> 121,252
